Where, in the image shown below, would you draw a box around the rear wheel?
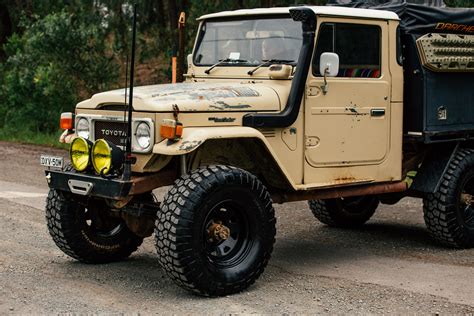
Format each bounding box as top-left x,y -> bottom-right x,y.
423,148 -> 474,248
308,196 -> 379,227
45,189 -> 143,263
155,165 -> 276,296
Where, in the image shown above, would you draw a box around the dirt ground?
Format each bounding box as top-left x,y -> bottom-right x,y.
0,140 -> 473,314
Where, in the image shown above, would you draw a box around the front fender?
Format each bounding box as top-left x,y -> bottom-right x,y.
153,127 -> 268,155
153,126 -> 298,190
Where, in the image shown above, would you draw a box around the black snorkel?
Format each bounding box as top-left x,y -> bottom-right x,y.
242,7 -> 316,128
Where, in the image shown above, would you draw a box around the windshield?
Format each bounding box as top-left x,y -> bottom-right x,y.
194,16 -> 302,66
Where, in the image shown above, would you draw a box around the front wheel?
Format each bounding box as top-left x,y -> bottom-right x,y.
45,189 -> 143,263
423,148 -> 474,248
155,165 -> 276,296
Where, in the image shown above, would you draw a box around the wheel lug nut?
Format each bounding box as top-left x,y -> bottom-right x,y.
207,222 -> 231,242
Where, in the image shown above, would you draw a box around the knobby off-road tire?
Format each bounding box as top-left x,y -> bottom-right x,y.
155,165 -> 276,296
46,188 -> 143,263
308,196 -> 379,228
423,148 -> 474,248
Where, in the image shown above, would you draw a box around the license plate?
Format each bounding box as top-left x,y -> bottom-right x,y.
40,155 -> 64,169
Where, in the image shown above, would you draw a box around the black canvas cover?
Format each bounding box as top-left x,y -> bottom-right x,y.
328,0 -> 474,35
328,0 -> 445,6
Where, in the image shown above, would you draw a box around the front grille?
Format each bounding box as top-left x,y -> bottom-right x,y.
94,121 -> 128,147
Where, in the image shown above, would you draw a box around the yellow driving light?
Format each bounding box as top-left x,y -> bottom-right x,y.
91,139 -> 124,175
69,137 -> 92,172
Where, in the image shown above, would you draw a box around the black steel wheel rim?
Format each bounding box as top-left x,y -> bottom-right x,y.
83,206 -> 124,238
202,199 -> 252,268
340,196 -> 369,214
459,173 -> 474,230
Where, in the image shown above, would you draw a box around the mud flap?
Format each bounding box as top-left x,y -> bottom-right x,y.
410,142 -> 459,193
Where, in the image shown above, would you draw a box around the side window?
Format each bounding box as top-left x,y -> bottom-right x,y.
313,23 -> 381,78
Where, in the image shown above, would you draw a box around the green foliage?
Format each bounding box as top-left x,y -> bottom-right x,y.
0,0 -> 470,145
0,127 -> 68,149
445,0 -> 474,7
0,10 -> 118,133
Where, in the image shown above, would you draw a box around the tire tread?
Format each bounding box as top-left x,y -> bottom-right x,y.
154,165 -> 276,296
423,148 -> 474,248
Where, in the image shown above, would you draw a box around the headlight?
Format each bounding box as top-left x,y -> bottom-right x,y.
135,122 -> 151,149
76,118 -> 90,139
70,137 -> 91,172
92,139 -> 123,175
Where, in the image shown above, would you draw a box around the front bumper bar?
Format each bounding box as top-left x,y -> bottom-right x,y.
45,169 -> 176,200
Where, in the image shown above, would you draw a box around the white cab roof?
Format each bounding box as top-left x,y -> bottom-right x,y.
198,6 -> 399,21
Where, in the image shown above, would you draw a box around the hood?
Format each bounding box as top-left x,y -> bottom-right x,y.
77,82 -> 283,112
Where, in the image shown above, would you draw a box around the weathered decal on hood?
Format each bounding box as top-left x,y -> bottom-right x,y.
150,84 -> 260,101
77,82 -> 283,113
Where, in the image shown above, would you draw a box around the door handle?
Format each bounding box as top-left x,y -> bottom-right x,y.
371,109 -> 385,117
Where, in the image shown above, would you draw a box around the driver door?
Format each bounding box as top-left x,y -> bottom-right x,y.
304,19 -> 392,186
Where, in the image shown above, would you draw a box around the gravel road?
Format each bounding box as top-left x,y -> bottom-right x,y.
0,141 -> 473,314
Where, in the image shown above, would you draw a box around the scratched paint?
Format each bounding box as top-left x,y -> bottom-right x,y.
178,140 -> 203,151
345,106 -> 368,116
209,101 -> 252,110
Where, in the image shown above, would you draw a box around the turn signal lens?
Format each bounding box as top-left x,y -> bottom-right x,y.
60,112 -> 74,130
160,119 -> 183,140
92,139 -> 123,175
69,137 -> 91,172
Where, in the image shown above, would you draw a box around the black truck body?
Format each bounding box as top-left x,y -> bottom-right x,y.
331,1 -> 474,143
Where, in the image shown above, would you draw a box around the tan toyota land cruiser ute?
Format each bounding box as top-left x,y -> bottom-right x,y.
42,4 -> 474,296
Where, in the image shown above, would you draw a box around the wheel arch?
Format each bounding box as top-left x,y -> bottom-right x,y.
152,127 -> 293,191
410,142 -> 474,194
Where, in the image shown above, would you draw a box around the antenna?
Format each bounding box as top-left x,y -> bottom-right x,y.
123,3 -> 137,181
123,54 -> 128,124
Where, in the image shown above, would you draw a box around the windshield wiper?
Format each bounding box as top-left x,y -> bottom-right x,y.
247,59 -> 294,76
205,58 -> 250,74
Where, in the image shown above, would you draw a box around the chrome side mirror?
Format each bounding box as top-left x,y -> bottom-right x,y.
319,52 -> 339,95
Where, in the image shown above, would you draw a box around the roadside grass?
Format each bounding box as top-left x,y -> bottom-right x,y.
0,128 -> 68,149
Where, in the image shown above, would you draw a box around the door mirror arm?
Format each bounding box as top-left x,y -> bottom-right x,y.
321,67 -> 329,95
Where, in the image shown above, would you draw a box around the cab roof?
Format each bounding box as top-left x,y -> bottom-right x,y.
197,6 -> 400,21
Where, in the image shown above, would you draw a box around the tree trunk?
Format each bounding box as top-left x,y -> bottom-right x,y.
167,0 -> 178,31
0,2 -> 13,60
